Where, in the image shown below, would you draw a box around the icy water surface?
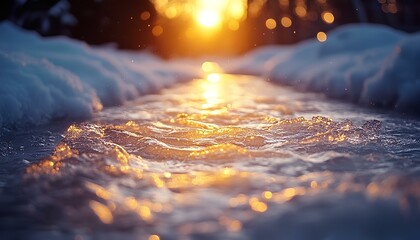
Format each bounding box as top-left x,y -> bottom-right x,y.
1,74 -> 420,240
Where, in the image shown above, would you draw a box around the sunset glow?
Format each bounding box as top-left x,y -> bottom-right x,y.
152,0 -> 247,31
197,9 -> 222,28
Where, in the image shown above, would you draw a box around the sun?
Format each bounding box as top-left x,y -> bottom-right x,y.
151,0 -> 247,31
196,10 -> 222,28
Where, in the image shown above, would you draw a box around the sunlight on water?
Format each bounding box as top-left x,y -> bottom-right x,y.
19,74 -> 420,239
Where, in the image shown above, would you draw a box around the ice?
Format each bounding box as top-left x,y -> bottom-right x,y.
2,74 -> 419,239
0,22 -> 200,128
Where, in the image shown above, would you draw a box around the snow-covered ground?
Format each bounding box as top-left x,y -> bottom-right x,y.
0,22 -> 200,129
223,24 -> 420,115
1,22 -> 419,129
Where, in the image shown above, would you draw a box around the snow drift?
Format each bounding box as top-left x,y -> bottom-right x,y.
225,24 -> 420,114
1,23 -> 419,128
0,22 -> 200,128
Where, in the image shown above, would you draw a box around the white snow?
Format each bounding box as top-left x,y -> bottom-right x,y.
0,22 -> 200,128
224,24 -> 420,114
1,22 -> 419,128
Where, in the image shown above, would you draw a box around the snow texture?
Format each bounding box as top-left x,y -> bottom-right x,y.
225,24 -> 420,114
1,23 -> 419,128
0,22 -> 200,128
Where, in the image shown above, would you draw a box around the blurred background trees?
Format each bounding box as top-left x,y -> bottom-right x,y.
1,0 -> 419,57
0,0 -> 156,49
246,0 -> 420,47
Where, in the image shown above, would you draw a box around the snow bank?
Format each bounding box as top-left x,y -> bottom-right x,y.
0,22 -> 200,128
226,24 -> 420,114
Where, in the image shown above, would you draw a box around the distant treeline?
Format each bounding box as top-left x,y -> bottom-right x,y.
0,0 -> 156,49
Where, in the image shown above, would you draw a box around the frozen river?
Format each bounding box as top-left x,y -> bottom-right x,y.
1,74 -> 420,240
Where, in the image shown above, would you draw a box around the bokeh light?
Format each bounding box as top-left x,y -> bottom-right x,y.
265,18 -> 277,30
152,25 -> 164,36
149,235 -> 160,240
280,17 -> 292,28
317,31 -> 327,42
321,11 -> 335,24
140,11 -> 151,21
295,6 -> 307,18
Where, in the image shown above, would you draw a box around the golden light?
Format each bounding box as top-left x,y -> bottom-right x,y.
165,7 -> 178,19
197,9 -> 222,28
201,61 -> 222,73
317,31 -> 327,42
265,18 -> 277,30
207,73 -> 221,83
229,2 -> 246,19
248,0 -> 264,17
89,200 -> 113,224
249,197 -> 268,213
200,62 -> 224,107
198,73 -> 230,110
227,220 -> 242,232
152,0 -> 247,31
321,11 -> 335,24
228,20 -> 240,31
295,6 -> 307,18
138,205 -> 153,221
262,191 -> 273,200
149,235 -> 160,240
202,79 -> 221,106
280,16 -> 292,28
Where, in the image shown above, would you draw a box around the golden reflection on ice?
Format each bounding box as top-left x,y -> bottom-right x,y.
249,197 -> 268,213
24,73 -> 403,238
219,216 -> 242,232
200,74 -> 228,111
26,142 -> 77,175
89,200 -> 113,224
262,191 -> 273,200
148,235 -> 160,240
201,79 -> 221,109
207,73 -> 221,83
86,182 -> 112,200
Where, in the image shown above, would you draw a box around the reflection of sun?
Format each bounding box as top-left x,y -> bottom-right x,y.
202,75 -> 222,109
207,73 -> 221,83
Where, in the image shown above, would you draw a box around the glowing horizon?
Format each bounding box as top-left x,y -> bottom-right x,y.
152,0 -> 247,31
196,9 -> 222,28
